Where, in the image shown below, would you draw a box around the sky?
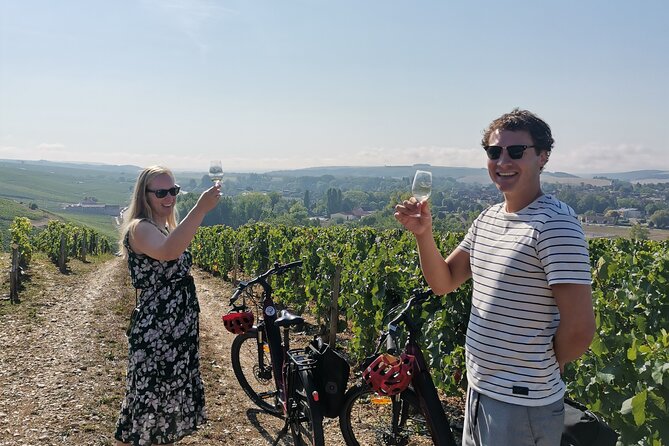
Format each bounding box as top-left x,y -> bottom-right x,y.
1,0 -> 668,175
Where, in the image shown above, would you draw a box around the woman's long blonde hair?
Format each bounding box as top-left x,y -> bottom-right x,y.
118,165 -> 179,257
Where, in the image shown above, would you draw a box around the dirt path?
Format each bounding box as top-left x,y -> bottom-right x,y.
0,256 -> 348,445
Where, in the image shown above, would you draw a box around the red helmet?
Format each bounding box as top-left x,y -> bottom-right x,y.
222,311 -> 254,334
363,353 -> 415,396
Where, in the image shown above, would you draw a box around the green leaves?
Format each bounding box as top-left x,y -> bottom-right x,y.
621,390 -> 647,426
32,220 -> 112,266
191,226 -> 668,445
577,238 -> 669,445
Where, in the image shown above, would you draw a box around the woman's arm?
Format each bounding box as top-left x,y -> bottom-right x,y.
131,185 -> 221,260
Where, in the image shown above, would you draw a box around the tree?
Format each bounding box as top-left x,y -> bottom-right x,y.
629,223 -> 650,240
342,190 -> 368,210
645,201 -> 667,216
303,190 -> 311,212
649,209 -> 669,229
268,191 -> 282,212
604,210 -> 621,225
326,188 -> 343,216
236,192 -> 270,224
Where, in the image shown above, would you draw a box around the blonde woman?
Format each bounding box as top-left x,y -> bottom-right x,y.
115,166 -> 220,446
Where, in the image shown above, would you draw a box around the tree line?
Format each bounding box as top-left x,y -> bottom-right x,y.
176,174 -> 669,232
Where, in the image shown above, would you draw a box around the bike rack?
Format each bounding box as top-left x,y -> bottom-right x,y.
287,349 -> 317,371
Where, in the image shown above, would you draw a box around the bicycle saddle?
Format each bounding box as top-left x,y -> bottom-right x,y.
274,309 -> 304,327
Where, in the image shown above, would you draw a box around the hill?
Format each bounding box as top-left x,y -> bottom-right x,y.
265,164 -> 614,186
0,160 -> 139,210
586,169 -> 669,183
6,158 -> 667,186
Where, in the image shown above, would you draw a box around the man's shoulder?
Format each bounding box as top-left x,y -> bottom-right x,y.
536,194 -> 577,218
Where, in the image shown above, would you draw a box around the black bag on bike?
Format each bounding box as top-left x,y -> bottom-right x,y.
308,337 -> 350,418
561,398 -> 618,446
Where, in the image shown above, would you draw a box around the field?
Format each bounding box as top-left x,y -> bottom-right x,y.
0,162 -> 137,211
582,223 -> 669,241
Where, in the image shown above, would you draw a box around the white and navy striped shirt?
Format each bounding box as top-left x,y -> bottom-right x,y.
458,194 -> 591,406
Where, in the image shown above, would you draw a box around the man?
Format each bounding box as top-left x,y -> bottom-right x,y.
395,109 -> 595,446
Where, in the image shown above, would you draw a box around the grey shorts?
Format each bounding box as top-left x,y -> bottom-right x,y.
462,387 -> 564,446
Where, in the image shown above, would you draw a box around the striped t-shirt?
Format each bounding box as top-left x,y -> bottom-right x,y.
457,194 -> 591,406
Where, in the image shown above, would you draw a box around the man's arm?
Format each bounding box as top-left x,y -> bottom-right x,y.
395,199 -> 472,295
553,283 -> 596,373
416,232 -> 471,295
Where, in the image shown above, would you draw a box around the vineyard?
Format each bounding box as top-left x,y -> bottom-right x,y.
4,218 -> 668,444
8,217 -> 114,300
192,223 -> 669,445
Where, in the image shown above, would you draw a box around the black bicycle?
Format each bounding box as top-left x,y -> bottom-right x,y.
339,288 -> 459,446
227,260 -> 325,446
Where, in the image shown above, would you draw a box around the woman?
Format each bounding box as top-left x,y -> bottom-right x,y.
115,165 -> 221,446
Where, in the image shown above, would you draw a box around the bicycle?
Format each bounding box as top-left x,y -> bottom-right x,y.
339,288 -> 460,446
225,260 -> 324,446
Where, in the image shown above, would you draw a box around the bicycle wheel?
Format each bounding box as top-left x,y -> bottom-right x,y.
340,383 -> 431,446
230,329 -> 282,415
290,369 -> 325,446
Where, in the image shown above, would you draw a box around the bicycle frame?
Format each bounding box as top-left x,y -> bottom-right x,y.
384,290 -> 457,446
257,283 -> 289,410
232,260 -> 302,414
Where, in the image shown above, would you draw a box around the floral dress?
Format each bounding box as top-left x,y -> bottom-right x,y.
115,224 -> 207,445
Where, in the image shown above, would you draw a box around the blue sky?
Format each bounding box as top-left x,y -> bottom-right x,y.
1,0 -> 667,174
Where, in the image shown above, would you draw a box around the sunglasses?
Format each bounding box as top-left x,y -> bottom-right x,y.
146,185 -> 180,198
484,145 -> 535,160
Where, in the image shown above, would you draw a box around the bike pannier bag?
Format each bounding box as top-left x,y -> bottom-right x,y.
309,338 -> 350,418
561,398 -> 618,446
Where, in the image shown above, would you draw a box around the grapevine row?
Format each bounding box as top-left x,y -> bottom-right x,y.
9,217 -> 113,271
192,223 -> 668,445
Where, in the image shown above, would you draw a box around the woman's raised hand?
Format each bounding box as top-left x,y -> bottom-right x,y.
196,183 -> 222,213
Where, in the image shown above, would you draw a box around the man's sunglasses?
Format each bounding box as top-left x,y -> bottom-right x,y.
146,185 -> 180,198
484,145 -> 535,160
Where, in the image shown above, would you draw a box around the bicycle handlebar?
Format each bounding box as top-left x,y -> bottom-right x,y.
385,288 -> 434,354
229,260 -> 303,306
388,288 -> 434,328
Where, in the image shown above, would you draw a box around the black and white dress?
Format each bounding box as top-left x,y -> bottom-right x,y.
114,223 -> 207,445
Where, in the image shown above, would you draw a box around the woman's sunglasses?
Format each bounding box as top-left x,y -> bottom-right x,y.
146,185 -> 180,198
484,145 -> 535,160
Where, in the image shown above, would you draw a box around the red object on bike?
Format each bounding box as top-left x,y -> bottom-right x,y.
222,311 -> 254,334
363,353 -> 415,396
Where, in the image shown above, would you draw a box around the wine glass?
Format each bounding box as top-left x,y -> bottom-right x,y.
208,160 -> 223,185
411,170 -> 432,216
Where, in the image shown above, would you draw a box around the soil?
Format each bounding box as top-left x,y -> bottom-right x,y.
0,254 -> 464,445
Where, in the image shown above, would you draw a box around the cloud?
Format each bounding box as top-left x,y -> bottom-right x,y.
551,142 -> 668,174
141,0 -> 237,56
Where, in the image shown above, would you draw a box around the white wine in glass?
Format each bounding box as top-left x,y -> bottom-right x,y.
208,160 -> 223,184
411,170 -> 432,216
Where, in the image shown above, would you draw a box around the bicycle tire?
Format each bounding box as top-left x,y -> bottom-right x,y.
230,330 -> 282,415
290,368 -> 325,446
340,383 -> 431,446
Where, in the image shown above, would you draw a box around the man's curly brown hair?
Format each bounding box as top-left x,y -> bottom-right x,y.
481,108 -> 554,157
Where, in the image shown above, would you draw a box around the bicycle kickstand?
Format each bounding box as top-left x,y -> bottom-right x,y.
272,418 -> 290,446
